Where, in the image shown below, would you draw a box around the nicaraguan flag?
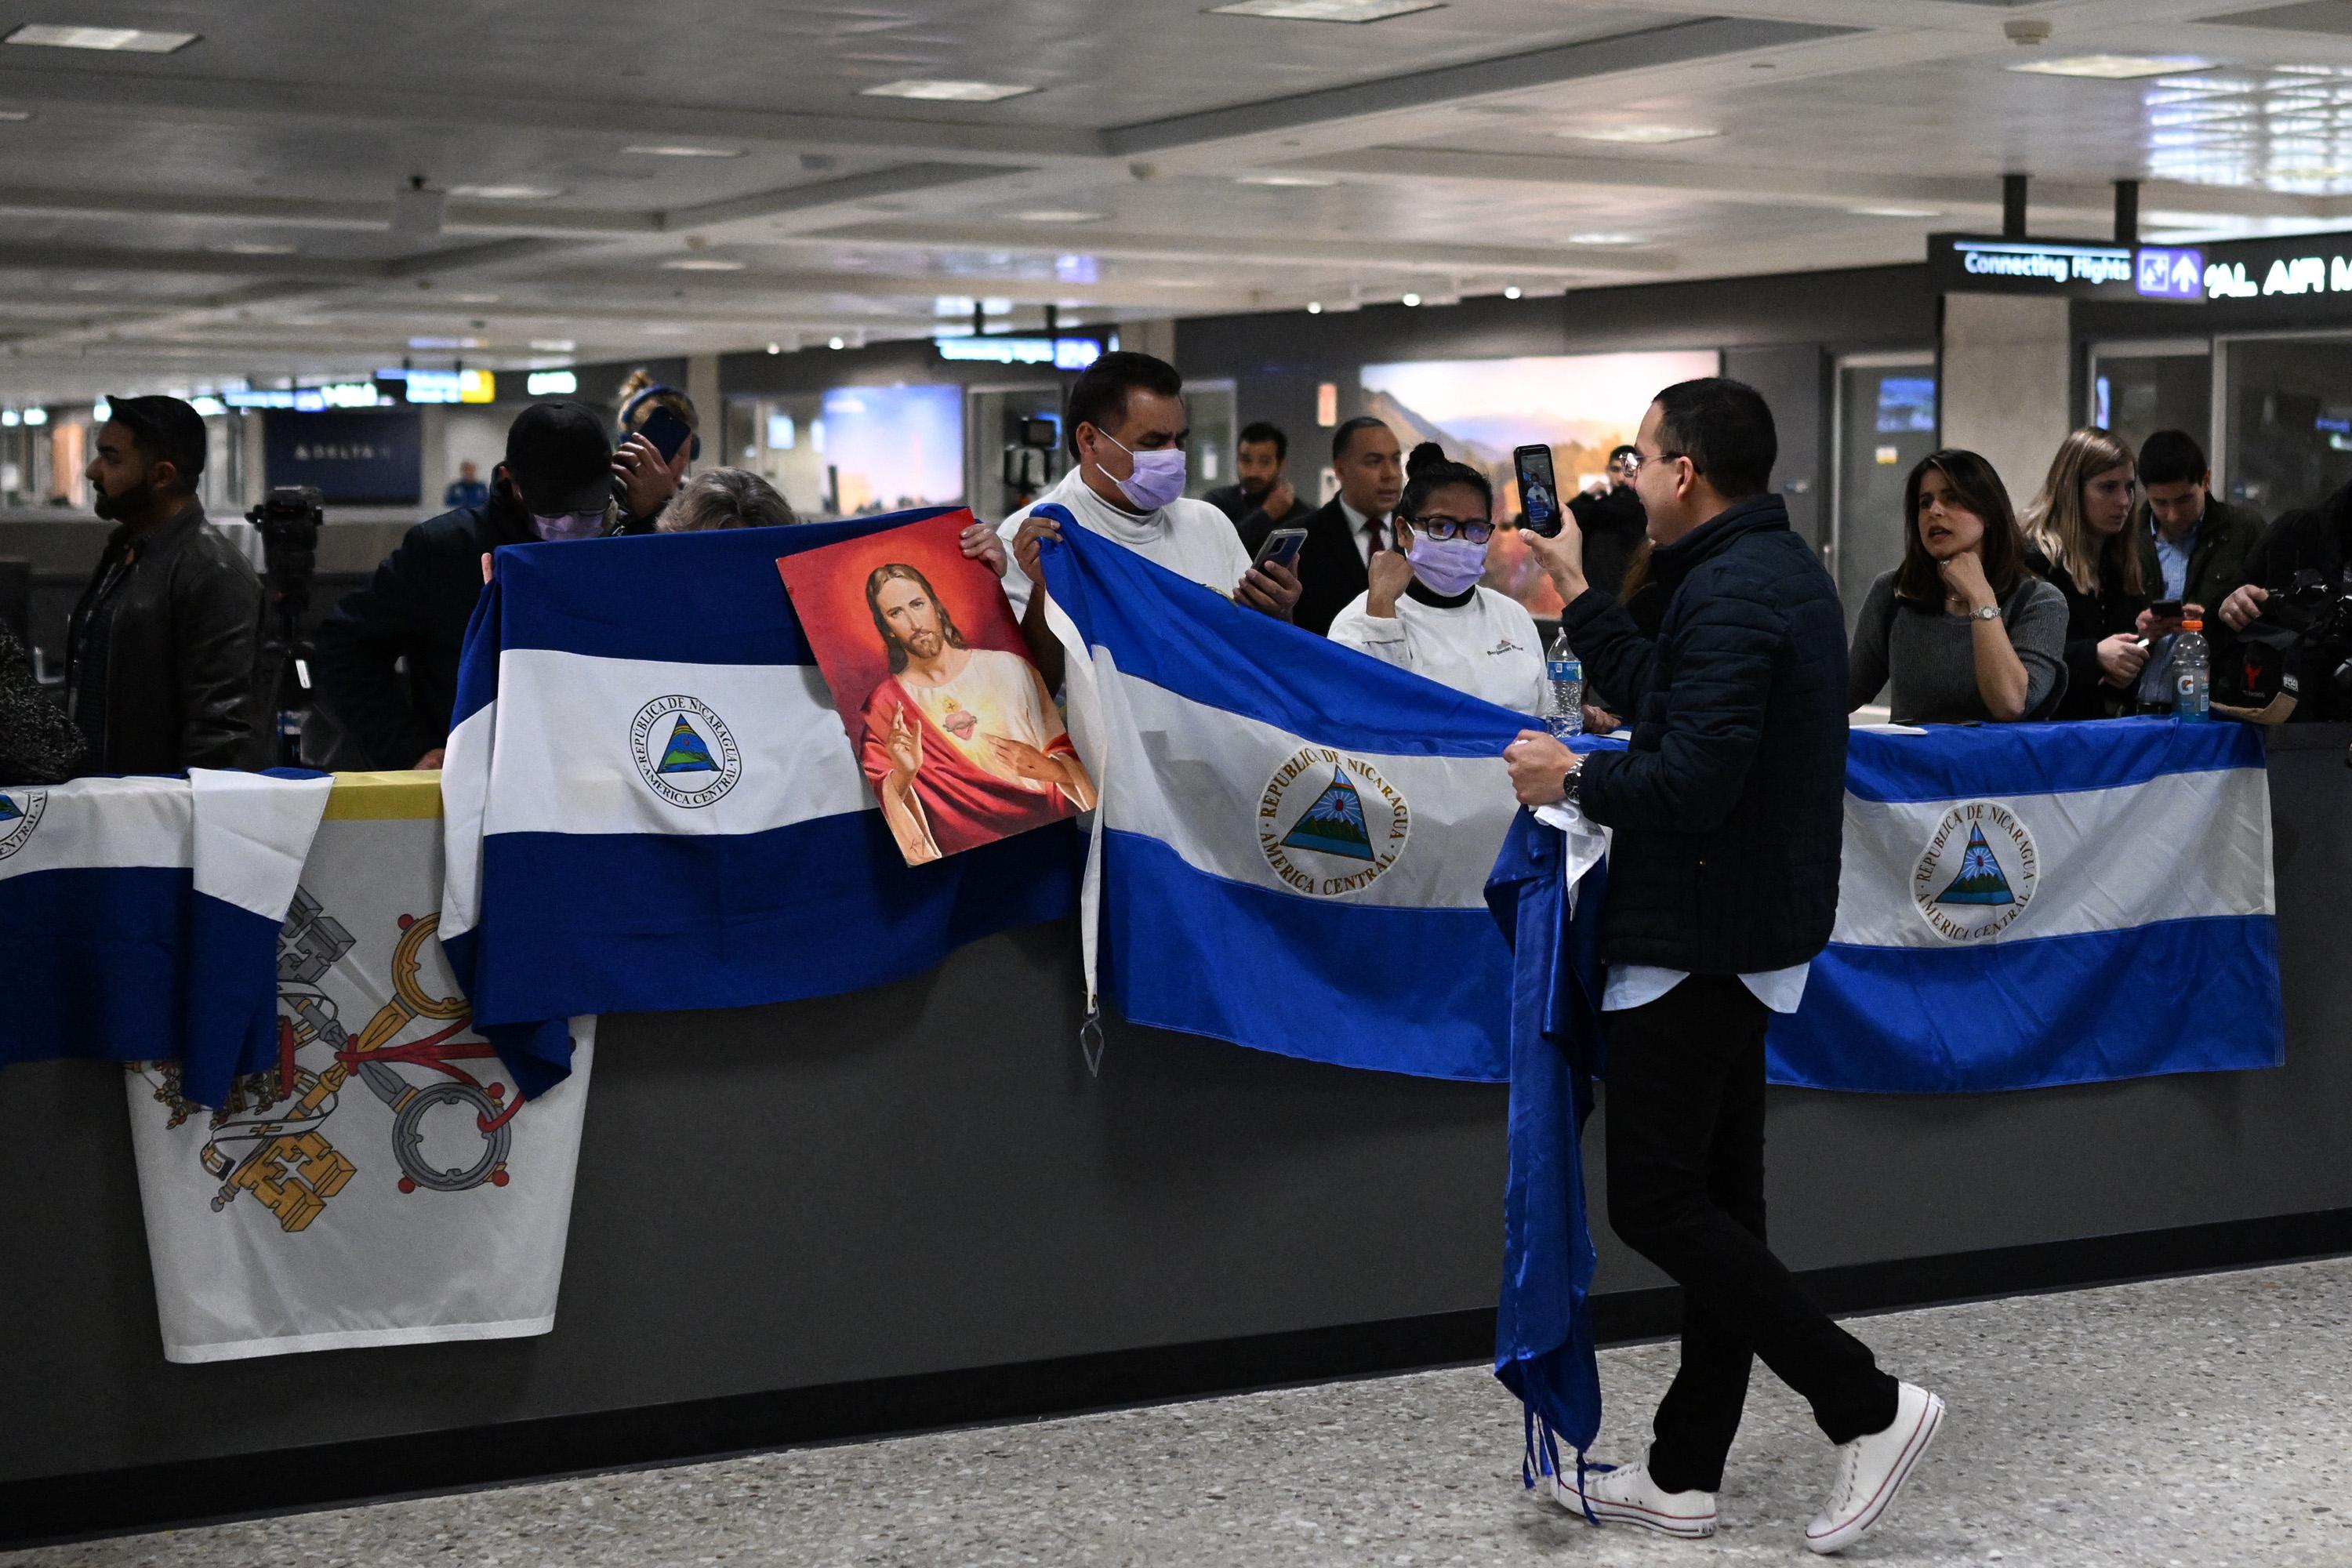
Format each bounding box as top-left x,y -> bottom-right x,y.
1036,510 -> 1527,1080
1769,718 -> 2282,1092
0,768 -> 330,1105
440,510 -> 1079,1095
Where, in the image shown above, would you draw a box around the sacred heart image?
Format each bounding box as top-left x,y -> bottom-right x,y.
777,509 -> 1095,866
1911,799 -> 2039,942
1258,747 -> 1411,898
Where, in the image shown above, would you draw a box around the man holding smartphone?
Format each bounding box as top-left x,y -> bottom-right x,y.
1503,379 -> 1943,1556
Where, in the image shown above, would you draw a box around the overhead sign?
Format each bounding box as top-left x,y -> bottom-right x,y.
388,368 -> 496,405
2135,246 -> 2205,301
263,408 -> 422,505
935,336 -> 1107,369
1929,236 -> 2172,302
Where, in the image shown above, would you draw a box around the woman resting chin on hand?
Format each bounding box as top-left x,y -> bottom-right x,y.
1847,449 -> 2068,726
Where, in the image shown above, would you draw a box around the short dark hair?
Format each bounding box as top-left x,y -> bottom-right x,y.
1609,445 -> 1639,465
866,562 -> 970,675
1896,449 -> 2027,604
1330,416 -> 1391,466
2137,429 -> 2209,489
1065,351 -> 1182,457
1238,420 -> 1288,462
1650,378 -> 1775,499
103,394 -> 207,489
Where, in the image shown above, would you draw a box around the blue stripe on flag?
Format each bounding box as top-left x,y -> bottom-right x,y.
0,866 -> 189,1071
1845,716 -> 2261,804
1102,829 -> 1511,1082
1767,915 -> 2284,1093
1039,514 -> 1534,759
181,895 -> 287,1106
464,812 -> 1079,1029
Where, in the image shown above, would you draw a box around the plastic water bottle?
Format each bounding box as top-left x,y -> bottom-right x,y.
1545,627 -> 1584,739
2173,618 -> 2209,722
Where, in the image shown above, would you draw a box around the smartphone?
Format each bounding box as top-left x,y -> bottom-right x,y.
1514,444 -> 1563,537
1252,527 -> 1308,572
634,405 -> 695,463
2150,599 -> 2183,620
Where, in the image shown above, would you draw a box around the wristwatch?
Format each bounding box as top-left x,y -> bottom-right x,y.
1560,764 -> 1583,808
1970,604 -> 2002,622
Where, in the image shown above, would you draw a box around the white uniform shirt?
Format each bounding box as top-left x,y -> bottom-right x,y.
1327,584 -> 1545,714
998,467 -> 1255,620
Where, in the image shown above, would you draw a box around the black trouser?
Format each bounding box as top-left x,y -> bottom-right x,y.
1603,974 -> 1900,1494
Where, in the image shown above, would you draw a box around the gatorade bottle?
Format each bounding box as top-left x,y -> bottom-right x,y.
1544,626 -> 1584,739
2173,617 -> 2209,721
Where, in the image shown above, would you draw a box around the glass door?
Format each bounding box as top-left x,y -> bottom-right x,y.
2216,331 -> 2352,516
1831,354 -> 1936,626
966,383 -> 1068,525
2088,339 -> 2212,464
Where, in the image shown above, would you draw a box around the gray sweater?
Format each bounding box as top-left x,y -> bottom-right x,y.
1848,571 -> 2069,724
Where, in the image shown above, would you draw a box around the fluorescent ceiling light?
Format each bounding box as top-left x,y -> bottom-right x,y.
623,143 -> 743,158
212,241 -> 296,255
1236,173 -> 1340,187
1567,231 -> 1641,245
1209,0 -> 1441,22
1849,205 -> 1944,219
448,183 -> 563,201
661,257 -> 746,270
4,23 -> 197,52
861,78 -> 1035,102
2008,54 -> 2212,81
0,109 -> 31,122
1012,209 -> 1104,223
1556,124 -> 1719,145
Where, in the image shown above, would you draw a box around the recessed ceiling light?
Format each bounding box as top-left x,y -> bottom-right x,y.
622,143 -> 744,158
531,338 -> 576,353
1566,232 -> 1641,245
829,336 -> 847,350
1012,209 -> 1105,223
1556,125 -> 1719,145
1306,300 -> 1323,314
1209,0 -> 1441,23
0,109 -> 31,122
453,292 -> 503,303
766,342 -> 782,354
661,257 -> 746,270
1849,205 -> 1944,219
1401,292 -> 1421,307
4,23 -> 197,52
2009,54 -> 2212,82
861,78 -> 1036,102
1236,173 -> 1341,187
1502,285 -> 1522,299
212,241 -> 296,256
449,183 -> 564,201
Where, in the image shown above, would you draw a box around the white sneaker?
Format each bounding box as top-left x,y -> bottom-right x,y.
1550,1460 -> 1719,1539
1805,1382 -> 1945,1555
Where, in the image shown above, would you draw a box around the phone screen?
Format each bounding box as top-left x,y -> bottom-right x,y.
1515,445 -> 1563,537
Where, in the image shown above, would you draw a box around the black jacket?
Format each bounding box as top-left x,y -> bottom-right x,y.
312,494 -> 535,769
64,501 -> 266,775
1562,495 -> 1849,973
0,622 -> 83,784
2024,543 -> 2151,720
1568,485 -> 1647,601
1249,498 -> 1379,637
1205,481 -> 1309,543
2238,482 -> 2352,719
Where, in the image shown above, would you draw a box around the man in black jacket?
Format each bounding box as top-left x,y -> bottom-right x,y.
1246,416 -> 1402,636
2217,478 -> 2352,720
1201,420 -> 1307,539
1567,443 -> 1648,599
312,402 -> 615,770
1504,379 -> 1940,1555
65,396 -> 265,774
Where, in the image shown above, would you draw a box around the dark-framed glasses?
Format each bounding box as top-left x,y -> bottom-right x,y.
1408,514 -> 1494,544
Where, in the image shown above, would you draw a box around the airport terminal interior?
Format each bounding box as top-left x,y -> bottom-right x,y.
6,1 -> 2352,1563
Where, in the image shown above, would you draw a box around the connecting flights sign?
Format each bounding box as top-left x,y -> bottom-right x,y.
1931,231 -> 2352,307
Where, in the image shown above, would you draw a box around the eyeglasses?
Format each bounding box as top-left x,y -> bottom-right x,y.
1407,514 -> 1494,543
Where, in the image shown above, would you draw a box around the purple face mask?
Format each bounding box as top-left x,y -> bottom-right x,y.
531,510 -> 608,542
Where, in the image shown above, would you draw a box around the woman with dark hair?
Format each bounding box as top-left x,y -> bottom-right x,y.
2020,426 -> 2151,719
1328,441 -> 1544,711
1849,448 -> 2067,724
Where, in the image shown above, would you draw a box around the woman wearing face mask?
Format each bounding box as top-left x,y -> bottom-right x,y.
2020,426 -> 2152,720
1328,442 -> 1544,712
1848,449 -> 2067,724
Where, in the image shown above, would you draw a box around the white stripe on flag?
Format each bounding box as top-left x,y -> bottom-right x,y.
0,775 -> 190,880
1832,766 -> 2273,949
189,769 -> 332,920
438,699 -> 494,942
480,648 -> 873,838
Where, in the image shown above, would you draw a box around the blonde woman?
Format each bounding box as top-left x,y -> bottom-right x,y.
2020,426 -> 2153,720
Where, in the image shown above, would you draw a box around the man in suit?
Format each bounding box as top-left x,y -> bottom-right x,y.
1248,416 -> 1402,637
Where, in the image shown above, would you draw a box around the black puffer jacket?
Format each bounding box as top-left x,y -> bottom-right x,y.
1561,494 -> 1849,973
64,500 -> 265,775
0,622 -> 84,784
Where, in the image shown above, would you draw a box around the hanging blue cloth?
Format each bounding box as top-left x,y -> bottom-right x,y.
1483,807 -> 1611,1494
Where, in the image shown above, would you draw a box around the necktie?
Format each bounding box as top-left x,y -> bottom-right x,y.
1363,517 -> 1385,561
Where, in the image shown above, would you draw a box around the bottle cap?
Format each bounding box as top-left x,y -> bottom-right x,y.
2182,617 -> 2202,631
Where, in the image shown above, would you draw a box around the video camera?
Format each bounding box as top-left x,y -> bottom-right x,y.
247,485 -> 325,765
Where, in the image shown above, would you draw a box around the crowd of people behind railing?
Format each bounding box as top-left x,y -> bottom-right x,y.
4,348 -> 2349,790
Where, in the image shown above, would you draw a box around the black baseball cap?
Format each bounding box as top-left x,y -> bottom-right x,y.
505,401 -> 612,514
103,394 -> 208,481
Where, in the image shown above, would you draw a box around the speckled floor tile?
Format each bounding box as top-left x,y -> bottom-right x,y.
13,1258 -> 2351,1566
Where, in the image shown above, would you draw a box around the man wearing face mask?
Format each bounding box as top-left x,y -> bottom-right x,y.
64,394 -> 267,773
311,401 -> 617,770
1328,442 -> 1543,712
1000,351 -> 1300,686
